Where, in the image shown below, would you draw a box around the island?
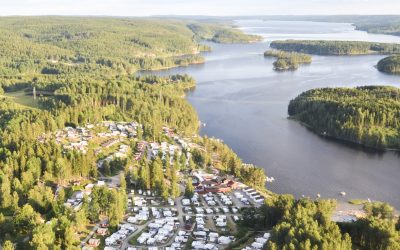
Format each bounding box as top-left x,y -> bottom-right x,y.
270,40 -> 400,55
264,50 -> 312,70
377,55 -> 400,74
288,86 -> 400,150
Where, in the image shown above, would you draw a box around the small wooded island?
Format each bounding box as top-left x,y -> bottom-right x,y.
271,40 -> 400,55
377,55 -> 400,74
264,50 -> 312,70
288,86 -> 400,150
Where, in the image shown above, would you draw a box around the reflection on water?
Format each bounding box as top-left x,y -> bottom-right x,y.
141,20 -> 400,208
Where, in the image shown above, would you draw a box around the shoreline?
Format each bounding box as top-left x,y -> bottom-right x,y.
146,22 -> 400,211
288,117 -> 400,152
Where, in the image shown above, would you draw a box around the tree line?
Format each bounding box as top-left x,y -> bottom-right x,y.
187,23 -> 262,44
270,40 -> 400,55
0,17 -> 257,78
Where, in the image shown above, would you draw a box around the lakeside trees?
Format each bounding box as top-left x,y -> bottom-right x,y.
267,199 -> 352,250
288,86 -> 400,150
264,50 -> 312,70
270,40 -> 400,55
339,202 -> 400,250
242,195 -> 400,250
377,55 -> 400,74
187,23 -> 262,43
242,196 -> 352,249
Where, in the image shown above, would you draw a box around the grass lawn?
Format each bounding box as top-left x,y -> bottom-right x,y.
2,90 -> 42,110
128,230 -> 143,245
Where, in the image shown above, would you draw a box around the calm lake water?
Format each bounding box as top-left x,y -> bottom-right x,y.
145,20 -> 400,208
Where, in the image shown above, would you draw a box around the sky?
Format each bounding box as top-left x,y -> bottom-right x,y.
1,0 -> 399,16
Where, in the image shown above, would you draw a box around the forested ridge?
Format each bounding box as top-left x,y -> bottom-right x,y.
355,20 -> 400,37
288,86 -> 400,150
270,40 -> 400,55
377,55 -> 400,74
264,50 -> 312,70
187,23 -> 262,43
0,17 -> 257,77
261,15 -> 400,37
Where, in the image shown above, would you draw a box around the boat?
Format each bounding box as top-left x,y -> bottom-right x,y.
266,176 -> 275,182
340,191 -> 346,196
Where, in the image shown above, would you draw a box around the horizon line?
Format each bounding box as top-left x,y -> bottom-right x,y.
0,14 -> 400,18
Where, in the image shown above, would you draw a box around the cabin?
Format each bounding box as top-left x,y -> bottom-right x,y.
88,238 -> 101,247
100,218 -> 110,227
96,227 -> 109,236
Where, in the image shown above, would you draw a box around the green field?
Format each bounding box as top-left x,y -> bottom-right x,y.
2,90 -> 41,110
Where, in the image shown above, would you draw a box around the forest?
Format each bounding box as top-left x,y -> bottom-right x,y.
288,86 -> 400,150
264,50 -> 312,70
187,23 -> 262,43
377,55 -> 400,74
270,40 -> 400,55
0,17 -> 257,77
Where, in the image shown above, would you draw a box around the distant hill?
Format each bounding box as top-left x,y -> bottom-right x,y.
270,40 -> 400,55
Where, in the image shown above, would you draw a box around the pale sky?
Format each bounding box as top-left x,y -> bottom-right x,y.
1,0 -> 399,16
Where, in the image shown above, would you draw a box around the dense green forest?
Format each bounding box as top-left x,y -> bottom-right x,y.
270,40 -> 400,55
187,23 -> 262,43
0,17 -> 257,77
288,86 -> 400,150
377,55 -> 400,74
340,202 -> 400,250
264,50 -> 312,70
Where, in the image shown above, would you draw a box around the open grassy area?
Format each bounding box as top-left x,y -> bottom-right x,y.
2,90 -> 42,110
128,230 -> 143,245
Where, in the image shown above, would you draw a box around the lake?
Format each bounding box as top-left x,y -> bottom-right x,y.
144,20 -> 400,208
